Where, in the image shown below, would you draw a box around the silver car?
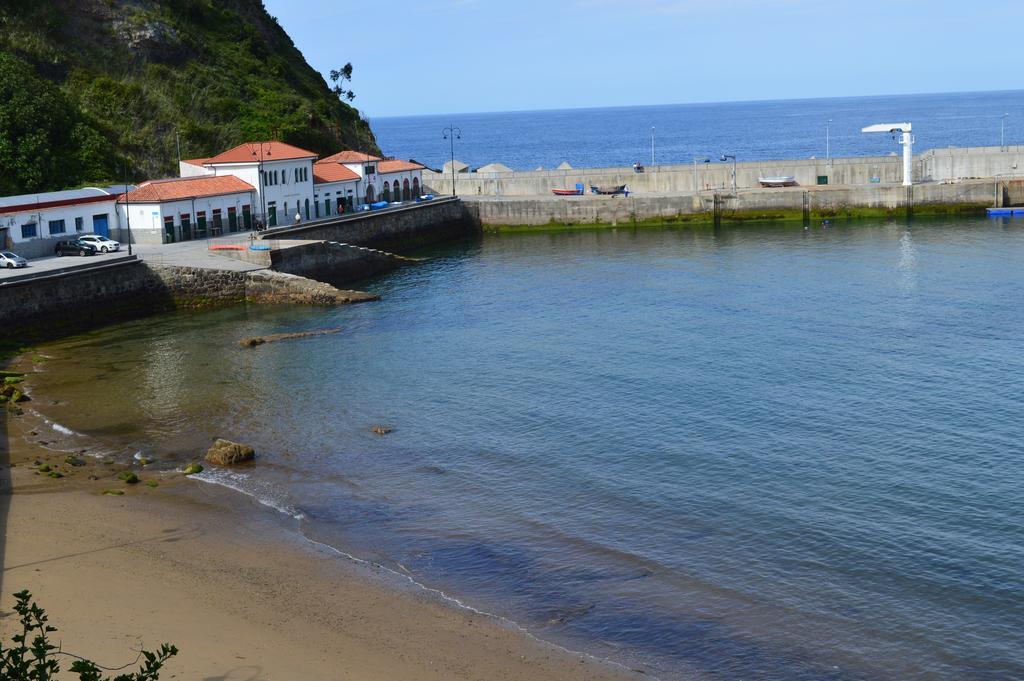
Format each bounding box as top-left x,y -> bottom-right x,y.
0,251 -> 27,268
78,234 -> 121,252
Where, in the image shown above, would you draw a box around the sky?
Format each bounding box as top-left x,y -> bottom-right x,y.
262,0 -> 1022,119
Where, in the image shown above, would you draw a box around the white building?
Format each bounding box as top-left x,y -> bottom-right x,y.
180,142 -> 317,227
312,161 -> 360,218
316,151 -> 424,204
117,176 -> 257,244
178,142 -> 424,225
0,186 -> 127,258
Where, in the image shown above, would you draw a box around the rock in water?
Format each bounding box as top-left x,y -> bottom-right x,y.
205,439 -> 256,466
371,426 -> 393,435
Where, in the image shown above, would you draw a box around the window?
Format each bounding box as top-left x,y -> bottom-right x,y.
48,219 -> 66,235
364,164 -> 376,175
282,168 -> 288,184
273,170 -> 279,185
75,217 -> 84,232
21,223 -> 37,239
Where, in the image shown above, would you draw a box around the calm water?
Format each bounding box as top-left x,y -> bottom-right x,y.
372,90 -> 1024,171
27,218 -> 1024,680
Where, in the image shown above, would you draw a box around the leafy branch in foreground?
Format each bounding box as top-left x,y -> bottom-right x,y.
0,591 -> 178,681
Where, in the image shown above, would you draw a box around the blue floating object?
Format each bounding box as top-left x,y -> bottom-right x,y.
987,208 -> 1014,216
249,244 -> 271,250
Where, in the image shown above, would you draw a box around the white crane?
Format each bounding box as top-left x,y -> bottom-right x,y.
862,122 -> 914,186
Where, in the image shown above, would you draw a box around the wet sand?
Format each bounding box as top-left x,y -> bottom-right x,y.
0,412 -> 638,681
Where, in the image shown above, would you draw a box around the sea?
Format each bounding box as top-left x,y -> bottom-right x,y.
370,90 -> 1024,171
20,92 -> 1024,680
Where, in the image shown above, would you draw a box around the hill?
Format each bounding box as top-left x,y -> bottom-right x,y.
0,0 -> 379,195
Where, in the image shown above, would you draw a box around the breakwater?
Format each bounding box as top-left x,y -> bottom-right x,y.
423,145 -> 1024,197
262,195 -> 479,251
465,180 -> 996,228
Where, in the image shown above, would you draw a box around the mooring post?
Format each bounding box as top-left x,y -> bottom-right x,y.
713,193 -> 722,228
802,191 -> 810,226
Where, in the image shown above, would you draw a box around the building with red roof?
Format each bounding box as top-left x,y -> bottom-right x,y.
116,176 -> 257,244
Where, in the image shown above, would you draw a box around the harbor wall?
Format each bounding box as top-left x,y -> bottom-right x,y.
424,145 -> 1024,197
269,240 -> 412,287
466,180 -> 995,227
0,260 -> 371,342
260,196 -> 479,252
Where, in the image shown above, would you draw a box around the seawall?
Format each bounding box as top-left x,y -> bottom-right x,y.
424,145 -> 1024,197
268,240 -> 415,288
465,180 -> 995,228
0,259 -> 375,343
262,196 -> 479,251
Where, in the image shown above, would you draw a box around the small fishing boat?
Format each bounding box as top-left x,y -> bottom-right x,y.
552,183 -> 584,196
590,184 -> 628,195
758,176 -> 798,187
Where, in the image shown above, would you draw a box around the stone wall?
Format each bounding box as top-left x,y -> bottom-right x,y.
269,241 -> 412,288
262,197 -> 479,252
0,260 -> 374,342
465,180 -> 995,226
424,145 -> 1024,197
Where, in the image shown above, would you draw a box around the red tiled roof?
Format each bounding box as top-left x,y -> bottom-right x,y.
119,176 -> 255,203
378,159 -> 424,174
182,157 -> 212,166
312,162 -> 361,184
205,141 -> 318,165
319,150 -> 382,164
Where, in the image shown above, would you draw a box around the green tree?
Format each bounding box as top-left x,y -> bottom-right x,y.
0,54 -> 115,194
329,63 -> 355,102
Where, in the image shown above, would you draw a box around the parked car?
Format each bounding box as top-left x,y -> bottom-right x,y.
77,234 -> 121,252
54,239 -> 98,256
0,251 -> 27,268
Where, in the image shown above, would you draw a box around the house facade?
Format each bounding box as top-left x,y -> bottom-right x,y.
316,151 -> 424,204
0,186 -> 126,258
116,176 -> 257,244
180,142 -> 317,226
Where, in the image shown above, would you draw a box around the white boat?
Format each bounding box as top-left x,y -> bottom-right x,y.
758,176 -> 798,187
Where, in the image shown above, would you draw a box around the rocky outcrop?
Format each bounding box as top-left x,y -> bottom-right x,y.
238,328 -> 343,347
205,439 -> 255,466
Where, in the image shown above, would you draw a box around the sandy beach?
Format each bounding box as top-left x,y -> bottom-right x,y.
0,410 -> 638,681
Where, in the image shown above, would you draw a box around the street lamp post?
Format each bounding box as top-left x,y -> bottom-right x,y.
693,157 -> 710,193
1001,113 -> 1010,151
247,142 -> 273,228
651,126 -> 656,167
720,154 -> 737,194
123,164 -> 132,255
442,125 -> 462,197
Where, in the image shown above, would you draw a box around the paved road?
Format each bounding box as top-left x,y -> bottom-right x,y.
0,250 -> 136,280
0,231 -> 272,282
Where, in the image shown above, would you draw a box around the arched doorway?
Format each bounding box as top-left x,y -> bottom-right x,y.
365,185 -> 375,203
382,181 -> 391,202
412,177 -> 420,197
403,179 -> 411,201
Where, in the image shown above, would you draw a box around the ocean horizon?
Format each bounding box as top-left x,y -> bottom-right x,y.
371,89 -> 1024,172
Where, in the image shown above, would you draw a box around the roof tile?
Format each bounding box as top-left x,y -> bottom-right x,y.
319,150 -> 382,164
378,159 -> 425,174
206,141 -> 318,165
312,162 -> 361,184
119,176 -> 255,203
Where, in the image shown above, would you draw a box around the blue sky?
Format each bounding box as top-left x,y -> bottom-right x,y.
263,0 -> 1020,118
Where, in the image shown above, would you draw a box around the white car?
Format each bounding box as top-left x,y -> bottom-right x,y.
0,251 -> 27,268
78,235 -> 121,252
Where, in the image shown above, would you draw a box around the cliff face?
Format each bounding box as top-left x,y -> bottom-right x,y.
0,0 -> 379,194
